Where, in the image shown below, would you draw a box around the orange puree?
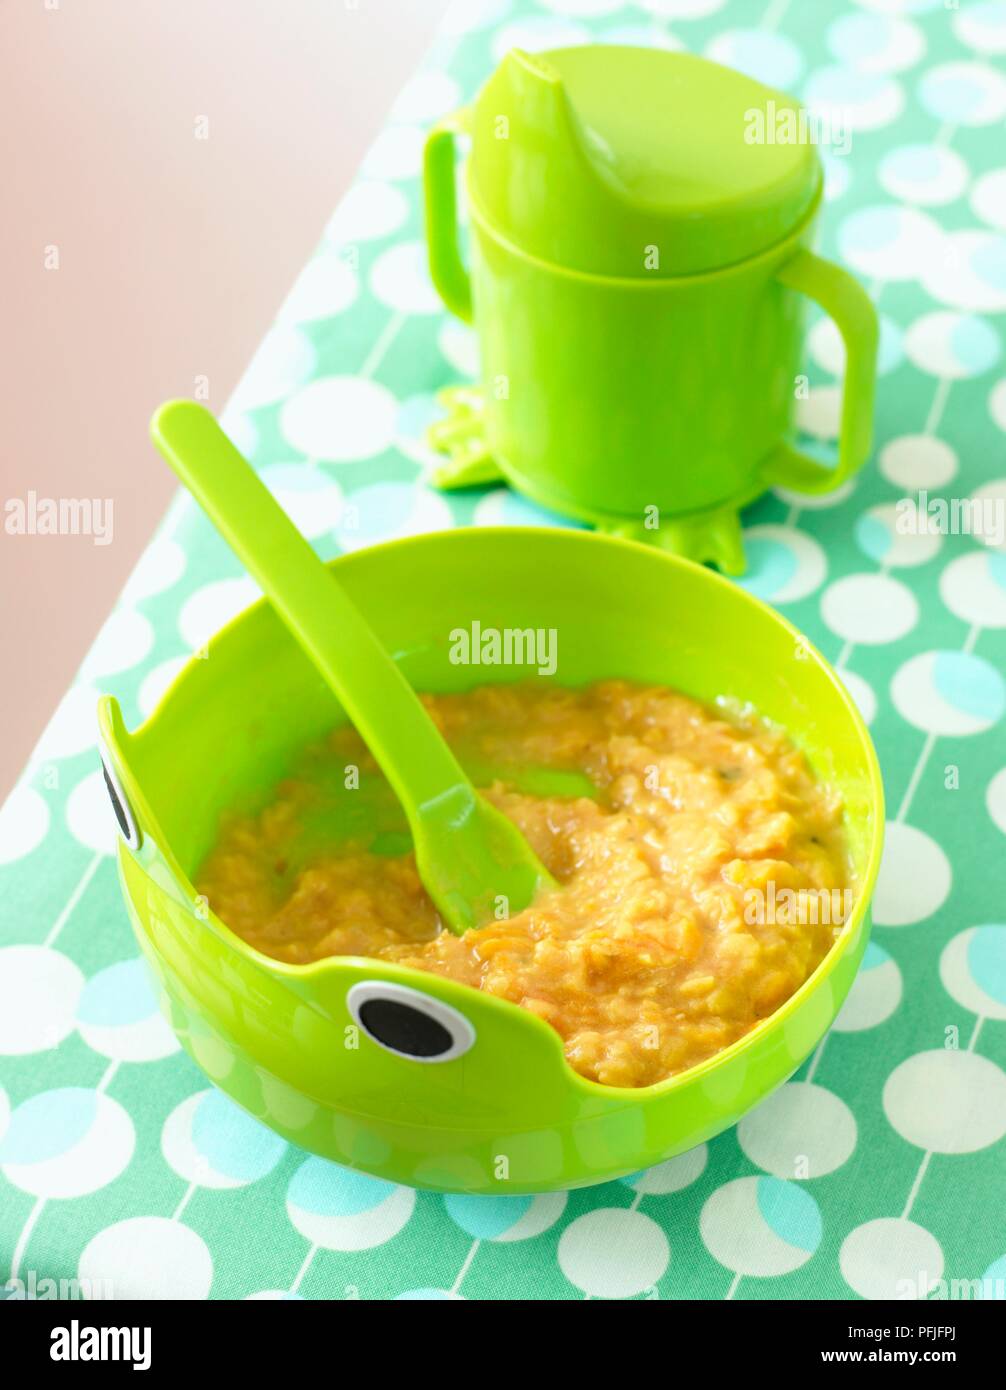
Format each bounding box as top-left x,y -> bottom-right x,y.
196,681 -> 854,1088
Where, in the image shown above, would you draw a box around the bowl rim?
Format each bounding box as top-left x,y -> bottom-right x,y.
110,525 -> 886,1103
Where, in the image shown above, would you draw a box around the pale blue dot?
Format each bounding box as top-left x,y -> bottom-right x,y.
261,463 -> 327,494
338,482 -> 414,543
757,1177 -> 822,1254
601,24 -> 683,51
855,513 -> 892,563
288,1157 -> 395,1216
396,393 -> 441,439
919,71 -> 987,123
932,651 -> 1006,722
828,14 -> 899,67
839,206 -> 902,257
805,65 -> 891,108
794,438 -> 839,469
881,143 -> 943,186
0,1088 -> 97,1165
316,530 -> 345,563
971,237 -> 1006,291
191,1089 -> 287,1183
715,31 -> 805,89
822,152 -> 852,200
982,1253 -> 1006,1299
990,552 -> 1006,590
964,1 -> 1006,40
221,410 -> 259,461
443,1192 -> 530,1238
737,538 -> 797,599
879,316 -> 905,374
862,940 -> 891,971
77,959 -> 156,1028
949,314 -> 1001,374
396,1288 -> 453,1300
497,490 -> 585,529
967,925 -> 1006,1007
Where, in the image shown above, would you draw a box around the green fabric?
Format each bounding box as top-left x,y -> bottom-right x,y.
2,0 -> 1005,1301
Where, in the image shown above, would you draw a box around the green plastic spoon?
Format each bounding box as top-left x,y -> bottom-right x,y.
151,400 -> 556,935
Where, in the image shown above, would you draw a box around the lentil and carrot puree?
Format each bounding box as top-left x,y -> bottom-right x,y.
197,681 -> 855,1088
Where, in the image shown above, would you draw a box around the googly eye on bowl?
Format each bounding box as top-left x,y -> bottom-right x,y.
97,738 -> 142,852
347,981 -> 475,1063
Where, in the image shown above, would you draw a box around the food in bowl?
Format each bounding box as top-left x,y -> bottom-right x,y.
197,679 -> 855,1088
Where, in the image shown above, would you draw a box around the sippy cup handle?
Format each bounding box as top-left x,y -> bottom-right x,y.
424,108 -> 473,324
763,250 -> 878,496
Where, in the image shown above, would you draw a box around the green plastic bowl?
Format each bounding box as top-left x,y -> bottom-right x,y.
98,528 -> 883,1193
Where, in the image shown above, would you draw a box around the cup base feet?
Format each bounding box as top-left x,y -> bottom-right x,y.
425,387 -> 747,574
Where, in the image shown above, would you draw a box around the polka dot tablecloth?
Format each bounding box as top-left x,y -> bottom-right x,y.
2,0 -> 1006,1302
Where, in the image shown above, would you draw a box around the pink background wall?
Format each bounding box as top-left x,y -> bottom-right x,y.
0,0 -> 448,798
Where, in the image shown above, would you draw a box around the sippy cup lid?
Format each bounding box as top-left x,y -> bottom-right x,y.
468,47 -> 823,278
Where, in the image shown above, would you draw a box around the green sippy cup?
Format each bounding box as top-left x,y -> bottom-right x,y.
423,46 -> 878,574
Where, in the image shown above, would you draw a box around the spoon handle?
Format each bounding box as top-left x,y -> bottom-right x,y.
151,401 -> 474,821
